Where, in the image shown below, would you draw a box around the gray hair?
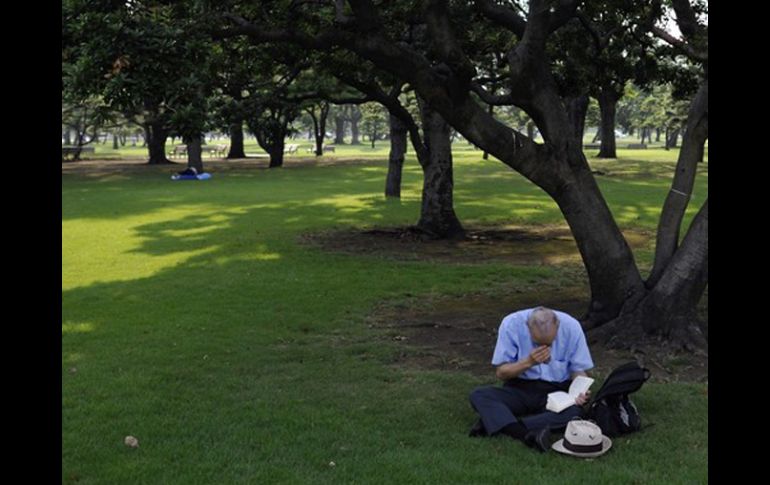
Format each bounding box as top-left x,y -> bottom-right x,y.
527,307 -> 558,333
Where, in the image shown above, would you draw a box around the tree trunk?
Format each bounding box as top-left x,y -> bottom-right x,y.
649,80 -> 708,287
334,114 -> 346,144
589,200 -> 708,352
385,114 -> 407,198
566,94 -> 590,147
351,116 -> 361,145
597,88 -> 619,158
526,122 -> 535,140
666,128 -> 681,149
268,141 -> 285,168
146,121 -> 172,165
319,102 -> 330,153
64,130 -> 72,145
592,126 -> 601,143
186,134 -> 204,173
227,121 -> 246,158
655,128 -> 662,142
416,100 -> 465,239
112,133 -> 119,150
546,146 -> 647,328
306,107 -> 323,156
119,133 -> 126,146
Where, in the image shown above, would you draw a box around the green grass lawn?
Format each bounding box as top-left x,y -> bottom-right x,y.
62,148 -> 707,484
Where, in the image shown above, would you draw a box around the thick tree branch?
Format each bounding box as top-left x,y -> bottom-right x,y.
474,0 -> 526,37
424,0 -> 476,82
219,13 -> 344,49
671,0 -> 702,41
327,96 -> 371,105
651,25 -> 707,62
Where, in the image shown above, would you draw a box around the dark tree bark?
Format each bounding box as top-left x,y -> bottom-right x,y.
566,94 -> 590,147
666,127 -> 681,149
119,133 -> 126,146
385,114 -> 407,198
64,130 -> 72,145
267,143 -> 285,168
648,80 -> 708,287
145,121 -> 172,165
227,121 -> 246,158
597,87 -> 620,158
416,99 -> 465,239
306,101 -> 330,156
186,134 -> 204,173
251,117 -> 289,168
350,106 -> 362,145
112,133 -> 119,150
334,113 -> 346,144
590,199 -> 708,352
655,128 -> 662,142
639,127 -> 650,143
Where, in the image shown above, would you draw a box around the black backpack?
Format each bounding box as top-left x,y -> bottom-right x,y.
586,361 -> 651,437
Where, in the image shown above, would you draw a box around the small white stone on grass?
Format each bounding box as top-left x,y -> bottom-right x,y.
124,436 -> 139,448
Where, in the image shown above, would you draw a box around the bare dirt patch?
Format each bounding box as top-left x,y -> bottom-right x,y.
368,285 -> 708,383
301,225 -> 651,265
308,225 -> 704,382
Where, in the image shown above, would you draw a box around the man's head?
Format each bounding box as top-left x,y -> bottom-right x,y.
527,307 -> 559,346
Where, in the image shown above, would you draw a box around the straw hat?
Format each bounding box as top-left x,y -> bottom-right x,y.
552,420 -> 612,458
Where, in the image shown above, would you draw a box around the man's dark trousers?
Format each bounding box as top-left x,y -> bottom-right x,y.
469,378 -> 583,435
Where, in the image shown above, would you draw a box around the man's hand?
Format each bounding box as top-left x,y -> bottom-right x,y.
528,345 -> 551,366
575,390 -> 591,406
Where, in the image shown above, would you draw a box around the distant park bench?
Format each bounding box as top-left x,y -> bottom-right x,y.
207,144 -> 229,157
305,144 -> 336,154
284,144 -> 299,154
583,144 -> 601,149
626,143 -> 648,149
169,145 -> 187,158
170,144 -> 229,158
61,146 -> 95,160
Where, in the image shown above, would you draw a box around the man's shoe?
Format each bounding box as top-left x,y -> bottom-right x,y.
524,427 -> 552,453
468,419 -> 486,437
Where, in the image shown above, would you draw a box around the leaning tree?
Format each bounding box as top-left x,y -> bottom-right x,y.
215,0 -> 707,350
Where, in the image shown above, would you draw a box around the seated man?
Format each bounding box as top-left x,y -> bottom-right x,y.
468,306 -> 593,452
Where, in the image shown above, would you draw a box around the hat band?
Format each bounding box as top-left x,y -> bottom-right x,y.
563,438 -> 603,454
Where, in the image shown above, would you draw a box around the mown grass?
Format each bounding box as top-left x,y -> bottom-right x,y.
63,147 -> 707,484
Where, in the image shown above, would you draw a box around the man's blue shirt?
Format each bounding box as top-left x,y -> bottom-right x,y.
491,308 -> 594,382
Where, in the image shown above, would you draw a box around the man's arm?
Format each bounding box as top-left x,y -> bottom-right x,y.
495,345 -> 550,381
